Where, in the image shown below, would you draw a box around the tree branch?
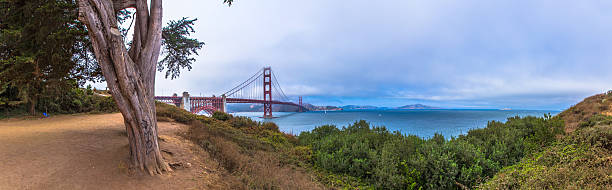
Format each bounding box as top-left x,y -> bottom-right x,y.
112,0 -> 136,12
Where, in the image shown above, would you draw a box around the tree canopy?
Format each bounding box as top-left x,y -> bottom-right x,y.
0,0 -> 204,115
0,0 -> 93,114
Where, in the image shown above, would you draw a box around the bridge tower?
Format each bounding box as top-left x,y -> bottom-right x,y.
263,67 -> 273,118
221,94 -> 226,113
299,96 -> 303,112
180,92 -> 190,112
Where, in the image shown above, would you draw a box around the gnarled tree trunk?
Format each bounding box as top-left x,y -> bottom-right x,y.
76,0 -> 171,175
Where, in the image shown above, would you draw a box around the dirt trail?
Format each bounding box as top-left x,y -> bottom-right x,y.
0,113 -> 225,190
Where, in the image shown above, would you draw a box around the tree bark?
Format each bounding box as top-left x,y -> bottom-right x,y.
29,98 -> 36,115
76,0 -> 171,175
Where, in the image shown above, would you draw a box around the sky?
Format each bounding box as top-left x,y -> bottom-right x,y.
109,0 -> 612,110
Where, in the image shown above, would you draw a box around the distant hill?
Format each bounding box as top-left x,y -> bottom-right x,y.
302,103 -> 342,111
341,105 -> 378,110
396,104 -> 440,109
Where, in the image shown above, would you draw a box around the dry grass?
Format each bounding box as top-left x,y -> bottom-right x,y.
186,120 -> 324,189
156,102 -> 324,189
481,92 -> 612,189
480,124 -> 612,190
557,92 -> 612,132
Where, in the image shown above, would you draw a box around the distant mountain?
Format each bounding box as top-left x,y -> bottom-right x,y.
396,104 -> 440,109
341,105 -> 378,110
304,103 -> 343,111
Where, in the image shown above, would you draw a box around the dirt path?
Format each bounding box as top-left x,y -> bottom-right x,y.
0,113 -> 226,190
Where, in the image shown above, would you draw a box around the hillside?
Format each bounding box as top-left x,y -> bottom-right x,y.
557,91 -> 612,132
340,105 -> 379,110
397,104 -> 440,109
2,92 -> 610,189
481,91 -> 612,189
155,103 -> 325,189
0,103 -> 325,189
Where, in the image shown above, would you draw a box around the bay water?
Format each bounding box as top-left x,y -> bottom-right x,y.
231,109 -> 560,138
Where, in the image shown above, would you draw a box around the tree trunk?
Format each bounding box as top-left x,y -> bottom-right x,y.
29,98 -> 36,115
76,0 -> 171,175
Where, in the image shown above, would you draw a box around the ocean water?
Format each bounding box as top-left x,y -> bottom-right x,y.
231,109 -> 560,138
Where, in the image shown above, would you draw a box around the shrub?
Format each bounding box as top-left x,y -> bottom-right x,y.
36,86 -> 118,114
480,125 -> 612,189
174,108 -> 323,189
155,101 -> 201,123
578,114 -> 612,129
262,122 -> 279,132
298,115 -> 565,189
212,111 -> 231,121
230,116 -> 258,128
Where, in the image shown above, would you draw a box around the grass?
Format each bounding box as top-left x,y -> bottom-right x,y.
557,91 -> 612,132
155,102 -> 324,189
479,123 -> 612,189
481,92 -> 612,189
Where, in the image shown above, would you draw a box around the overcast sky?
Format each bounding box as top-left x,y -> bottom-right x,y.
141,0 -> 612,110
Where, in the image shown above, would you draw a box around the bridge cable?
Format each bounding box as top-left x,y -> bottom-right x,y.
223,68 -> 263,97
271,70 -> 290,102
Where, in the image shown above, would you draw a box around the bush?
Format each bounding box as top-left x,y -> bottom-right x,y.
36,86 -> 118,114
155,101 -> 201,123
298,115 -> 565,189
212,111 -> 231,121
230,116 -> 258,128
480,124 -> 612,189
159,104 -> 323,189
578,114 -> 612,129
262,122 -> 279,132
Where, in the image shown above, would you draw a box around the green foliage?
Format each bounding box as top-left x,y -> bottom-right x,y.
480,124 -> 612,189
158,18 -> 205,79
298,115 -> 565,189
156,102 -> 295,151
1,1 -> 204,115
155,102 -> 327,189
212,111 -> 231,121
578,114 -> 612,129
35,82 -> 117,114
0,0 -> 97,114
262,122 -> 280,132
230,116 -> 259,128
155,101 -> 202,123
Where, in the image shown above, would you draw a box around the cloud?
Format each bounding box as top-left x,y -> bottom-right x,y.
148,0 -> 612,110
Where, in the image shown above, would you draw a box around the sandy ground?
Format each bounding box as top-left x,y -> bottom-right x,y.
0,113 -> 225,190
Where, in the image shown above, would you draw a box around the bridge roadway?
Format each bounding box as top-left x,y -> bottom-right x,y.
155,67 -> 307,118
154,95 -> 306,115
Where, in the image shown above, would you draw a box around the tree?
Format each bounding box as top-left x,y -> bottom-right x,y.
75,0 -> 213,175
1,0 -> 208,175
0,0 -> 94,115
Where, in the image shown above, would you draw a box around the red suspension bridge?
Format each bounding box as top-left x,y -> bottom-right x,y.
155,67 -> 307,118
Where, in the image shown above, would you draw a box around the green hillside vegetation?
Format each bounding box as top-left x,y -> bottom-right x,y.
558,90 -> 612,132
297,115 -> 564,189
481,93 -> 612,189
480,118 -> 612,189
155,102 -> 323,189
155,92 -> 612,189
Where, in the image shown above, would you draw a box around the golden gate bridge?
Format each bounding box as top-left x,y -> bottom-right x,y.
155,67 -> 307,118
